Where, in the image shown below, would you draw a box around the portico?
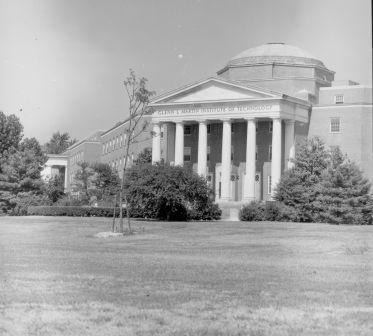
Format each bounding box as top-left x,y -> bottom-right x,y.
149,77 -> 310,202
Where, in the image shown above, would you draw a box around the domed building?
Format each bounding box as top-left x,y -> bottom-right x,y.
149,43 -> 372,204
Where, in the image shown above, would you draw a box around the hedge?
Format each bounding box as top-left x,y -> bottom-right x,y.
27,206 -> 125,217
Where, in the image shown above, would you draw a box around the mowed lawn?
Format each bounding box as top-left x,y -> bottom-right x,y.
0,217 -> 372,336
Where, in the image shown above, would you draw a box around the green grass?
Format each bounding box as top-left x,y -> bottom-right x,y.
0,217 -> 372,335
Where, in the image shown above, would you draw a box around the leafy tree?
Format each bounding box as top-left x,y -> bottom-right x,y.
0,137 -> 47,213
115,70 -> 155,233
0,111 -> 23,159
124,164 -> 221,221
71,161 -> 94,202
134,147 -> 152,166
45,131 -> 77,154
90,163 -> 120,204
275,137 -> 329,222
313,147 -> 373,225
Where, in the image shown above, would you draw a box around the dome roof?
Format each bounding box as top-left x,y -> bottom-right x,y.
228,43 -> 325,67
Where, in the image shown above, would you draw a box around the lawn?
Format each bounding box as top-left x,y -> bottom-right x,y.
0,217 -> 372,336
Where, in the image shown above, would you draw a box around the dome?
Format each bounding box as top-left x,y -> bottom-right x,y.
228,43 -> 325,68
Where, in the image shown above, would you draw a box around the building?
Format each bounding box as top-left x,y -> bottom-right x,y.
149,43 -> 373,203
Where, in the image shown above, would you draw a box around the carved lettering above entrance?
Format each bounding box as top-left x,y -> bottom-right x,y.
154,104 -> 273,117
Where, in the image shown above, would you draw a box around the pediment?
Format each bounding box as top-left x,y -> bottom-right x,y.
151,78 -> 280,105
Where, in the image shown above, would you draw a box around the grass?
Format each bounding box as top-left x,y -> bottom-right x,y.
0,216 -> 372,335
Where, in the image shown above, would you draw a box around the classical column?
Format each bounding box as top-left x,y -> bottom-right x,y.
174,121 -> 184,166
271,117 -> 282,198
63,166 -> 68,191
243,118 -> 256,202
220,119 -> 231,201
284,120 -> 295,169
197,120 -> 208,176
151,122 -> 161,164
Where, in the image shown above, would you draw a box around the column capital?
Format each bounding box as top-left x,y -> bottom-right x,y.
174,120 -> 185,125
244,116 -> 256,121
271,116 -> 282,121
151,120 -> 161,126
221,118 -> 231,123
284,119 -> 295,125
196,119 -> 207,124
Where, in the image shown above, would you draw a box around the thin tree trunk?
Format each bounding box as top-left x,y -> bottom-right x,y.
112,193 -> 117,232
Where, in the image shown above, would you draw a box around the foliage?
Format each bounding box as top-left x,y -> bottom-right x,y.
71,161 -> 95,201
44,131 -> 77,154
134,147 -> 152,165
313,147 -> 373,225
0,111 -> 23,159
275,137 -> 329,222
27,205 -> 124,217
9,192 -> 51,216
124,163 -> 221,221
90,162 -> 120,202
0,137 -> 47,214
46,175 -> 65,203
239,201 -> 299,222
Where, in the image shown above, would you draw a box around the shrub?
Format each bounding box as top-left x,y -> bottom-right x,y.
124,163 -> 221,221
239,201 -> 266,221
9,192 -> 51,216
27,206 -> 124,217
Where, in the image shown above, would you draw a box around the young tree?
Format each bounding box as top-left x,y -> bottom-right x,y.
313,147 -> 373,224
90,162 -> 120,204
45,175 -> 65,203
45,131 -> 77,154
115,70 -> 155,233
275,137 -> 329,221
71,161 -> 94,203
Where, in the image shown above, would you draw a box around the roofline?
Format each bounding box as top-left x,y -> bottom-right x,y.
100,117 -> 131,137
150,76 -> 285,104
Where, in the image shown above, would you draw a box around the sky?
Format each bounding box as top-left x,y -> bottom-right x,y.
0,0 -> 371,143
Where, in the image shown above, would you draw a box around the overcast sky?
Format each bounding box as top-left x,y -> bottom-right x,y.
0,0 -> 371,143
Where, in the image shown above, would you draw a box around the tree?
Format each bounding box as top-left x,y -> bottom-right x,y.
134,147 -> 152,166
45,175 -> 65,203
0,137 -> 48,214
124,163 -> 221,221
275,137 -> 329,221
115,70 -> 155,233
71,161 -> 94,202
0,111 -> 23,159
313,147 -> 373,225
90,163 -> 120,204
45,131 -> 77,154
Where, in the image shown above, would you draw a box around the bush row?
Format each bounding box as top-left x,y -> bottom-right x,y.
240,201 -> 299,222
27,206 -> 125,217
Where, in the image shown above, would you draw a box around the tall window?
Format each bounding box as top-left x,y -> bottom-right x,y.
269,121 -> 273,133
207,124 -> 211,135
256,146 -> 258,161
268,145 -> 272,161
184,147 -> 191,162
334,94 -> 344,104
330,118 -> 341,133
231,123 -> 235,133
268,176 -> 272,194
184,125 -> 191,135
207,146 -> 211,162
231,146 -> 234,161
160,125 -> 164,139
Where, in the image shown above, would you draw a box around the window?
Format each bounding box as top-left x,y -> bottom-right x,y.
268,176 -> 272,194
231,123 -> 235,133
334,94 -> 344,104
120,135 -> 123,147
231,146 -> 234,161
268,145 -> 272,161
184,125 -> 191,135
330,118 -> 340,133
207,124 -> 211,134
160,126 -> 164,139
256,122 -> 258,133
256,146 -> 258,161
269,121 -> 273,133
207,146 -> 211,162
184,147 -> 191,162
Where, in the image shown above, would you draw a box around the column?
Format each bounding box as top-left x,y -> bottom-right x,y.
220,119 -> 231,201
271,117 -> 282,199
243,118 -> 256,202
284,120 -> 295,169
197,120 -> 208,176
63,165 -> 68,191
174,121 -> 184,166
151,122 -> 161,164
